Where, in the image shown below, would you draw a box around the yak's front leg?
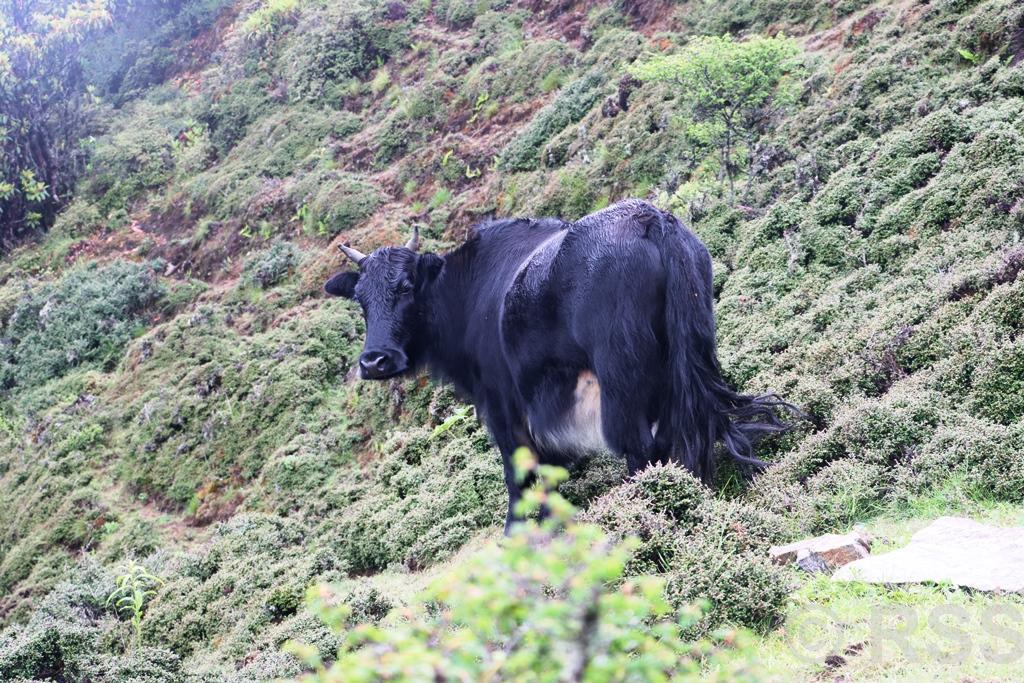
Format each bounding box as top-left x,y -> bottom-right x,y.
484,410 -> 532,534
499,427 -> 555,533
499,442 -> 525,534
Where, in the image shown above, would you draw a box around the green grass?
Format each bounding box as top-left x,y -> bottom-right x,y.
870,481 -> 1024,551
756,579 -> 1024,682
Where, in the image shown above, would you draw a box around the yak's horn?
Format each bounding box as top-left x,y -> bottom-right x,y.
405,225 -> 420,252
338,243 -> 367,265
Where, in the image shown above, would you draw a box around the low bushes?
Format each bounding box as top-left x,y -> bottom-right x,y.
0,261 -> 165,391
582,463 -> 792,634
279,0 -> 410,106
242,240 -> 302,289
0,562 -> 183,683
288,171 -> 381,236
333,425 -> 505,573
1,0 -> 1024,679
284,466 -> 762,683
115,298 -> 362,508
580,484 -> 678,576
499,71 -> 608,172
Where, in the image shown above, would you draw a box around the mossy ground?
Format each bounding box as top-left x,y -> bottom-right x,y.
1,0 -> 1023,679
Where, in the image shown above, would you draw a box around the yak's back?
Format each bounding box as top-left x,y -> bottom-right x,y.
569,199 -> 665,241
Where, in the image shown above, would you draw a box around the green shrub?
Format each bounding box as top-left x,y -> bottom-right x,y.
0,261 -> 165,390
795,459 -> 887,532
334,427 -> 505,572
115,298 -> 362,508
241,0 -> 300,42
255,109 -> 363,179
0,614 -> 96,681
581,27 -> 647,68
812,171 -> 864,227
266,585 -> 304,622
341,583 -> 393,625
116,47 -> 177,100
580,466 -> 788,633
242,240 -> 302,289
48,489 -> 108,550
434,0 -> 480,27
579,485 -> 677,576
831,387 -> 944,465
0,561 -> 180,679
559,455 -> 626,507
968,341 -> 1024,424
139,513 -> 334,659
84,93 -> 190,213
632,34 -> 802,197
534,168 -> 598,218
660,498 -> 790,634
630,462 -> 710,526
693,498 -> 783,555
462,39 -> 572,103
679,0 -> 856,34
0,563 -> 113,681
912,108 -> 973,152
499,71 -> 607,172
97,518 -> 160,562
373,113 -> 415,166
665,541 -> 790,635
289,171 -> 380,236
78,647 -> 184,683
51,199 -> 104,239
201,77 -> 273,156
281,1 -> 409,104
899,417 -> 1024,502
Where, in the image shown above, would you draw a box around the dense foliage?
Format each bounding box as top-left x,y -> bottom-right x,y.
0,0 -> 115,243
0,260 -> 165,390
0,0 -> 233,245
286,459 -> 761,682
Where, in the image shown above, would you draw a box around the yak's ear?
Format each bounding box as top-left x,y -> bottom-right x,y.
416,253 -> 444,288
324,271 -> 359,298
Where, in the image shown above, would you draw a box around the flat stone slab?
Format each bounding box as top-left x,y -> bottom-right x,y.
834,517 -> 1024,592
770,530 -> 871,573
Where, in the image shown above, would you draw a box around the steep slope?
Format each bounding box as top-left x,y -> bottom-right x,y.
0,0 -> 1022,680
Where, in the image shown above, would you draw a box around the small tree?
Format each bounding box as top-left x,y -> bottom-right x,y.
632,35 -> 802,200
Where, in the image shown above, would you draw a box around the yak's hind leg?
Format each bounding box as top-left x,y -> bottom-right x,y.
583,254 -> 664,476
598,380 -> 657,476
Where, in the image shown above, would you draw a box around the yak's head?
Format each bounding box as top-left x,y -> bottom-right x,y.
323,227 -> 443,380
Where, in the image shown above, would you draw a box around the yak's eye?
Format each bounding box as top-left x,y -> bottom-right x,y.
398,280 -> 413,295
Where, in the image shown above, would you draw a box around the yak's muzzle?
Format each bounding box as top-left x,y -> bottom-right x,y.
359,348 -> 407,379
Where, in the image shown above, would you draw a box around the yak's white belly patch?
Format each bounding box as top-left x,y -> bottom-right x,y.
533,371 -> 610,455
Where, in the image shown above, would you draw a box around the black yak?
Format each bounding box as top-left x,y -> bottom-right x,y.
324,199 -> 793,530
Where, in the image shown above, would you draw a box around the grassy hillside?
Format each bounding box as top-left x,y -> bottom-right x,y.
1,0 -> 1023,680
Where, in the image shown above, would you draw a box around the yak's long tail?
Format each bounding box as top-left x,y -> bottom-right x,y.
648,209 -> 797,483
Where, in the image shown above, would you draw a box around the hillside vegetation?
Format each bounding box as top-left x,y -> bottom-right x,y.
0,0 -> 1023,680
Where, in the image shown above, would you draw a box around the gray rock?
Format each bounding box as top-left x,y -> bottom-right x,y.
770,530 -> 871,573
834,516 -> 1024,592
795,548 -> 832,574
